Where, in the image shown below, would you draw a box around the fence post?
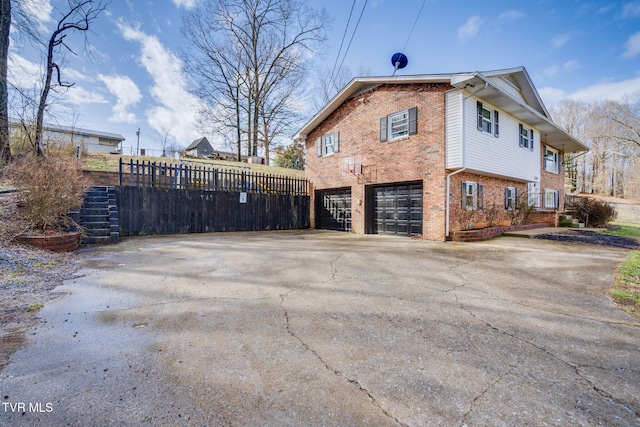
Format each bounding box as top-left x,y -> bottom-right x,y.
118,157 -> 123,186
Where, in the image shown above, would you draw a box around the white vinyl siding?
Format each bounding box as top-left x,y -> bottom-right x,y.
487,76 -> 526,104
461,96 -> 539,182
445,90 -> 463,168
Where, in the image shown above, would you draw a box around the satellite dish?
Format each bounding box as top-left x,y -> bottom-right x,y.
391,52 -> 408,75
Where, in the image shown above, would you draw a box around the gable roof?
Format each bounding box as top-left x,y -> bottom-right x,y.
186,137 -> 212,151
294,67 -> 587,153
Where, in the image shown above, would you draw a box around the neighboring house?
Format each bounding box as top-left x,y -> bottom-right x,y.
294,67 -> 588,241
186,137 -> 214,157
10,122 -> 125,154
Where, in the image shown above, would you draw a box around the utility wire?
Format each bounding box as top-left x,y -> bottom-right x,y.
334,0 -> 368,88
401,0 -> 428,53
329,0 -> 357,88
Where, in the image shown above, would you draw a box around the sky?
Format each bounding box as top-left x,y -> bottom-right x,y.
8,0 -> 640,156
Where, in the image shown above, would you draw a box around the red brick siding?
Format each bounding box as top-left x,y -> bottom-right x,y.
448,172 -> 528,231
540,144 -> 565,210
305,83 -> 450,241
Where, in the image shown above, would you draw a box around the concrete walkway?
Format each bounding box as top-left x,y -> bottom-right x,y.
1,231 -> 639,426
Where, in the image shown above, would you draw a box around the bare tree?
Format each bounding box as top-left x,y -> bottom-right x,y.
182,0 -> 328,164
34,0 -> 107,156
154,125 -> 174,157
0,0 -> 10,164
313,64 -> 372,110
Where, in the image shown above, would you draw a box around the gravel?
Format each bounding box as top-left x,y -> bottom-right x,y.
0,192 -> 79,372
534,230 -> 640,249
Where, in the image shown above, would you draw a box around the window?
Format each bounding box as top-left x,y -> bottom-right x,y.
519,124 -> 534,151
544,189 -> 559,209
544,146 -> 560,173
380,107 -> 417,142
528,182 -> 540,208
476,101 -> 499,137
505,187 -> 518,210
461,181 -> 483,210
316,132 -> 339,157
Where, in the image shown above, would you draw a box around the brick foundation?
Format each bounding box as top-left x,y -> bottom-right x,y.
15,232 -> 81,252
450,223 -> 550,242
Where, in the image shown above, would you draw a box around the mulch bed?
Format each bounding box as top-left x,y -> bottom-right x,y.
534,230 -> 640,250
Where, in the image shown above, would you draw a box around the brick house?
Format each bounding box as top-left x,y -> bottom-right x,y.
294,67 -> 587,241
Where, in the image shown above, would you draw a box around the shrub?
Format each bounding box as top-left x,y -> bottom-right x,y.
572,198 -> 616,227
509,194 -> 537,226
483,202 -> 505,227
6,155 -> 87,231
458,208 -> 478,231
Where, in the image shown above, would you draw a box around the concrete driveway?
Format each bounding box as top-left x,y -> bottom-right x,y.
1,231 -> 639,426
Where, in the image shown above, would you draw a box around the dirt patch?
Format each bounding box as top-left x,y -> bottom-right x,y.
0,192 -> 78,372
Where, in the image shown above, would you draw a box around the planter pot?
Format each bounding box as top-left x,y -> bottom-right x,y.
15,231 -> 81,252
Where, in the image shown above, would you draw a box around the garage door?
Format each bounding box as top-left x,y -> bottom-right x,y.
316,188 -> 352,232
371,183 -> 422,236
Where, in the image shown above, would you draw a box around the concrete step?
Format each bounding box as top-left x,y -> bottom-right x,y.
81,235 -> 112,245
82,221 -> 110,230
83,228 -> 111,237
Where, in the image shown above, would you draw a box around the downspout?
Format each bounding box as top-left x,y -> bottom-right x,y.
445,81 -> 488,238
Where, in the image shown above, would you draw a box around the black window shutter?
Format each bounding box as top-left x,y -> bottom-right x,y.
408,107 -> 417,135
334,132 -> 340,153
316,137 -> 322,157
519,124 -> 524,147
529,129 -> 534,151
461,182 -> 467,209
494,111 -> 499,137
478,184 -> 484,210
477,101 -> 483,131
380,116 -> 388,142
504,187 -> 509,209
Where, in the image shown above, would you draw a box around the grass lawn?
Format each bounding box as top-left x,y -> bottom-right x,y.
606,221 -> 640,318
611,250 -> 640,318
602,221 -> 640,238
81,153 -> 305,178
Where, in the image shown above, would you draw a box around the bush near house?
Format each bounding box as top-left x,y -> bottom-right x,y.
6,156 -> 87,232
572,198 -> 616,227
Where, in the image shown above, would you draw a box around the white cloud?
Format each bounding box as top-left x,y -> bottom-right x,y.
622,2 -> 640,18
98,74 -> 142,123
117,22 -> 199,144
542,75 -> 640,106
8,53 -> 42,88
551,33 -> 572,49
567,76 -> 640,103
172,0 -> 198,9
538,87 -> 567,106
542,61 -> 580,77
622,31 -> 640,59
21,0 -> 53,30
457,16 -> 482,42
64,85 -> 108,105
499,10 -> 525,22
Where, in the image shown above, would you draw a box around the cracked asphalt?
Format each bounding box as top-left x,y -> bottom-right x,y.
1,230 -> 640,426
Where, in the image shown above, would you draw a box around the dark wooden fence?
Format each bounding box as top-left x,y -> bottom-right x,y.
119,158 -> 307,195
115,159 -> 310,236
117,186 -> 309,236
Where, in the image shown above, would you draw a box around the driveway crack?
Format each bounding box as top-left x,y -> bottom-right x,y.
279,291 -> 406,426
460,361 -> 520,426
454,292 -> 640,420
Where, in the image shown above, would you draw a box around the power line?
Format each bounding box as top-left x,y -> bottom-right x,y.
334,0 -> 368,88
401,0 -> 428,53
329,0 -> 357,87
